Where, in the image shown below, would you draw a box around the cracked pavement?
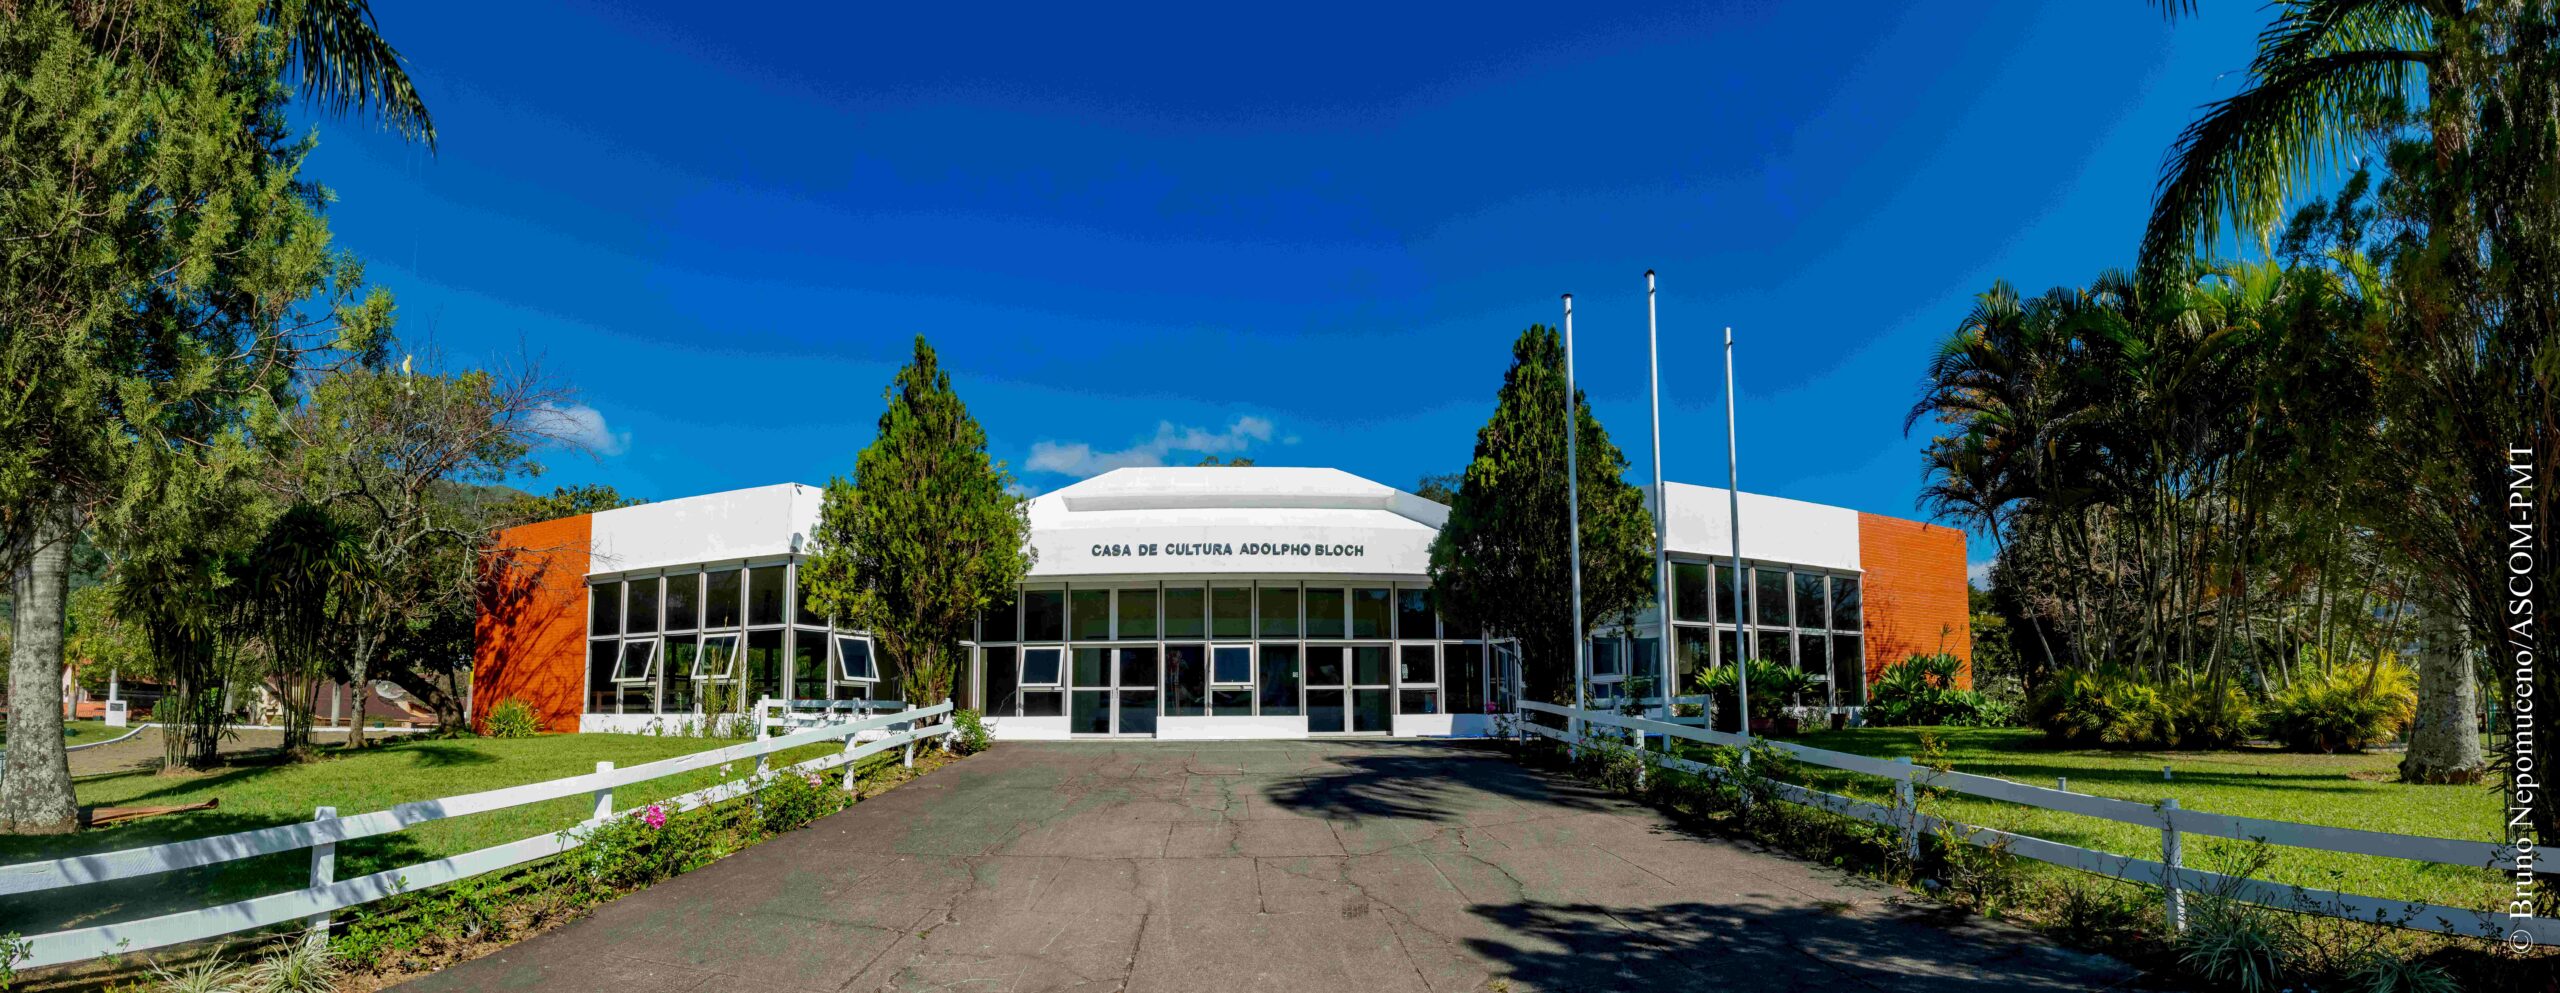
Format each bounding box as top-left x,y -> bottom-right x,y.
395,740 -> 2133,992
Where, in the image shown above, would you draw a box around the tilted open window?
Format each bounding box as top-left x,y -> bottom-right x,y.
1017,646 -> 1064,686
835,634 -> 879,683
692,633 -> 740,679
613,640 -> 658,684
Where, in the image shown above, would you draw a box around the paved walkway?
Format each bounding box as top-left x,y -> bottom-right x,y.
400,740 -> 2132,993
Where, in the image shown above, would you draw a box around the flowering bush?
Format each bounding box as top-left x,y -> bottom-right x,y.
755,768 -> 848,834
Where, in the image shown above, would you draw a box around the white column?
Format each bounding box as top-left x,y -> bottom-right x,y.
1562,294 -> 1587,751
1645,271 -> 1674,726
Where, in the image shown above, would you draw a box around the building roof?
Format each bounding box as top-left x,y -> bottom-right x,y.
1026,467 -> 1446,578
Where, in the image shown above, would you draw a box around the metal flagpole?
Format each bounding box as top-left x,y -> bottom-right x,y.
1646,272 -> 1673,725
1724,325 -> 1751,758
1563,294 -> 1587,749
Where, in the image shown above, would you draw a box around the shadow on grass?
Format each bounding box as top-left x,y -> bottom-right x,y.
402,742 -> 503,768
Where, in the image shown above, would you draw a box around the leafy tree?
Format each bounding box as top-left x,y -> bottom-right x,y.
494,484 -> 645,526
0,0 -> 424,832
1428,325 -> 1656,707
1192,455 -> 1257,467
1413,472 -> 1462,505
230,503 -> 357,757
802,337 -> 1032,707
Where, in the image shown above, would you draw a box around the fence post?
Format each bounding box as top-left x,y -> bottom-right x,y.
592,761 -> 614,821
901,709 -> 917,769
1894,757 -> 1919,863
2160,797 -> 2185,934
839,723 -> 863,790
307,806 -> 337,939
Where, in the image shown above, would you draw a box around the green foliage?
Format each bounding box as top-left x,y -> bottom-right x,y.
1865,653 -> 2012,727
2261,658 -> 2415,753
2028,667 -> 2184,748
754,770 -> 848,835
1428,324 -> 1657,708
2168,680 -> 2258,750
801,337 -> 1031,708
483,698 -> 543,739
144,955 -> 244,993
493,484 -> 646,528
570,803 -> 735,892
240,936 -> 342,993
2177,893 -> 2303,993
2337,950 -> 2458,993
1696,659 -> 1818,722
950,709 -> 992,755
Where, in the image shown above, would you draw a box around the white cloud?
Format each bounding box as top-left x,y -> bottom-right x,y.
529,403 -> 630,456
1027,416 -> 1277,477
1967,559 -> 1994,590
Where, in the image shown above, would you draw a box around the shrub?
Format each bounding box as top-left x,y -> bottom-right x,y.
950,708 -> 993,755
570,803 -> 732,891
2261,659 -> 2416,753
756,769 -> 848,834
2169,680 -> 2257,749
1697,659 -> 1820,721
1865,653 -> 2009,727
2028,666 -> 2183,747
241,936 -> 341,993
483,697 -> 542,739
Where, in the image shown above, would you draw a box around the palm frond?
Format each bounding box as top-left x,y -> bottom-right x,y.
271,0 -> 436,147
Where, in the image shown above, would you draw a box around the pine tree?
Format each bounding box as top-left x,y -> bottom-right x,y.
1429,325 -> 1656,707
802,337 -> 1033,708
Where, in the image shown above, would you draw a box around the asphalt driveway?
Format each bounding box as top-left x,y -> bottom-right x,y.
399,740 -> 2130,993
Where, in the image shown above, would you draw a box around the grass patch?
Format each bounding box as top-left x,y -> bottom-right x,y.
1,718 -> 128,749
0,731 -> 861,937
1754,726 -> 2503,911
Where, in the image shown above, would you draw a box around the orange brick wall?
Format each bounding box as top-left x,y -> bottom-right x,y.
473,515 -> 593,733
1856,513 -> 1972,689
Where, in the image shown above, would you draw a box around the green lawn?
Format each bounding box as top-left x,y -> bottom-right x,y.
0,731 -> 855,936
0,718 -> 131,749
1736,726 -> 2503,913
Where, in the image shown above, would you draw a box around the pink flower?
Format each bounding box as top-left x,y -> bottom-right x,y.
641,804 -> 667,830
805,773 -> 823,789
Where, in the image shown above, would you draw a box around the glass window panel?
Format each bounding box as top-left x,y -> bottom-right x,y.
1071,647 -> 1110,687
1117,588 -> 1157,640
1020,646 -> 1063,685
1258,644 -> 1300,715
835,635 -> 877,681
1024,589 -> 1066,641
1754,568 -> 1789,628
1117,691 -> 1158,735
1795,572 -> 1828,631
592,581 -> 622,637
748,566 -> 788,626
1116,646 -> 1158,688
1674,562 -> 1712,622
1589,637 -> 1623,677
1714,565 -> 1740,624
1211,688 -> 1253,717
1441,606 -> 1481,641
1304,588 -> 1346,639
1022,689 -> 1064,717
1162,588 -> 1205,640
1165,644 -> 1206,717
1352,645 -> 1390,686
626,579 -> 659,635
695,634 -> 741,678
1352,689 -> 1391,732
1399,644 -> 1436,685
1797,634 -> 1829,708
1071,690 -> 1110,734
1831,577 -> 1862,630
1761,629 -> 1792,669
977,594 -> 1017,643
664,574 -> 698,631
984,646 -> 1019,717
1395,588 -> 1434,640
1306,645 -> 1345,686
746,629 -> 785,703
1307,689 -> 1345,732
704,571 -> 742,629
1631,636 -> 1661,691
1831,635 -> 1866,705
614,640 -> 658,682
660,636 -> 696,714
1212,645 -> 1252,685
1350,588 -> 1391,639
1444,644 -> 1485,714
1258,586 -> 1299,638
795,569 -> 827,627
793,630 -> 827,701
587,640 -> 617,713
1212,587 -> 1253,639
1399,689 -> 1440,715
1675,627 -> 1715,699
1071,589 -> 1111,640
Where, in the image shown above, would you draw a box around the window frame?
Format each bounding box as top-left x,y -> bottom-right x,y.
1210,644 -> 1254,687
834,633 -> 880,683
612,639 -> 658,684
1018,645 -> 1065,686
693,632 -> 742,679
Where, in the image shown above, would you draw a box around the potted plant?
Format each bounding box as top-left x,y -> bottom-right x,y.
1698,660 -> 1819,735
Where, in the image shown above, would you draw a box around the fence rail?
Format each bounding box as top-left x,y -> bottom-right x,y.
3,700 -> 953,971
1514,700 -> 2548,946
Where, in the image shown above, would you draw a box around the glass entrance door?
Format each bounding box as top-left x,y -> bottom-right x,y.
1070,646 -> 1159,736
1305,645 -> 1346,733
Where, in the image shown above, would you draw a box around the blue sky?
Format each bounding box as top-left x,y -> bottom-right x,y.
310,2 -> 2269,580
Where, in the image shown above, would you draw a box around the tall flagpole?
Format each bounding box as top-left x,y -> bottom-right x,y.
1724,325 -> 1751,754
1563,294 -> 1587,747
1646,272 -> 1673,722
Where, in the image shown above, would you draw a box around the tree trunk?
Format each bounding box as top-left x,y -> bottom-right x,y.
2,507 -> 82,834
2400,604 -> 2484,784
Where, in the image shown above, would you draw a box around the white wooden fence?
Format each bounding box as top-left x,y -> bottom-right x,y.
0,700 -> 954,971
1515,700 -> 2552,946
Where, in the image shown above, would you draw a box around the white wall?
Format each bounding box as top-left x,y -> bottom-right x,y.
589,483 -> 823,576
1648,482 -> 1861,572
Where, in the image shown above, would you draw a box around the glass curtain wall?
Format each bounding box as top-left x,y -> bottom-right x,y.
583,558 -> 876,718
970,580 -> 1493,734
1654,560 -> 1866,710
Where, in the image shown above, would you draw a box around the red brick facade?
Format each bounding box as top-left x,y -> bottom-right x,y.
472,515 -> 592,733
1855,513 -> 1972,689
